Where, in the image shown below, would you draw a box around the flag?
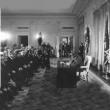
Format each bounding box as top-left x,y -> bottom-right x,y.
85,27 -> 90,55
104,15 -> 109,51
104,14 -> 109,66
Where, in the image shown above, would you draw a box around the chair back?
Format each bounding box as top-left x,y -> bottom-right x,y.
84,55 -> 92,72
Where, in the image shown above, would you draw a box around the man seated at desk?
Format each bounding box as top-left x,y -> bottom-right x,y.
56,54 -> 82,88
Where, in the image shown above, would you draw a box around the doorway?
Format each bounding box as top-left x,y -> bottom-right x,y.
18,35 -> 28,47
59,36 -> 73,58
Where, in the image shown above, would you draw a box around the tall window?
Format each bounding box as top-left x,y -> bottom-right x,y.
93,3 -> 109,72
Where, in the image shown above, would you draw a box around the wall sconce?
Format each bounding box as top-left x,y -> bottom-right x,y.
39,32 -> 42,38
35,32 -> 45,40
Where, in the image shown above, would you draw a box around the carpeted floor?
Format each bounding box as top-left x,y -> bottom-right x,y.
10,68 -> 110,110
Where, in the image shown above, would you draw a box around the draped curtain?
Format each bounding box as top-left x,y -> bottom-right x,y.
93,3 -> 108,71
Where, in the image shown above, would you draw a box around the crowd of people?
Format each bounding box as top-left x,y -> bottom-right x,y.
0,42 -> 56,109
59,42 -> 72,58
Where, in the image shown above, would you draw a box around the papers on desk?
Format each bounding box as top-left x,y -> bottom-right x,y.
58,60 -> 71,68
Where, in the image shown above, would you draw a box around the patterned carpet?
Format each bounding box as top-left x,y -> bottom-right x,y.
10,68 -> 110,110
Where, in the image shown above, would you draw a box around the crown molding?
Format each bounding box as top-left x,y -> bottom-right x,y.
2,12 -> 77,17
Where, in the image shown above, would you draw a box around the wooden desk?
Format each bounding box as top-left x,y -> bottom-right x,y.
56,56 -> 82,88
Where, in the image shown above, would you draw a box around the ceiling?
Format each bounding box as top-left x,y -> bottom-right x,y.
1,0 -> 90,16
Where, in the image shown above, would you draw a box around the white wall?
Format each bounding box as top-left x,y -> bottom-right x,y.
1,15 -> 78,52
77,16 -> 84,47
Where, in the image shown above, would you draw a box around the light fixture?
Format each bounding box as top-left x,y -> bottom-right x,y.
35,32 -> 45,40
35,33 -> 40,39
0,31 -> 11,42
